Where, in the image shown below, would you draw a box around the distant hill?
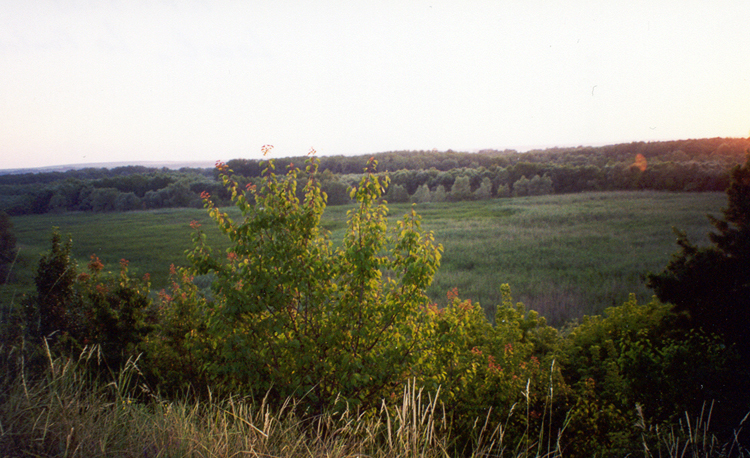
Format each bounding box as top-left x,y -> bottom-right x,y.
3,137 -> 748,176
0,160 -> 217,176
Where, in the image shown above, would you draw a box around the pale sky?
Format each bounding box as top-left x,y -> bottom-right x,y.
1,1 -> 749,170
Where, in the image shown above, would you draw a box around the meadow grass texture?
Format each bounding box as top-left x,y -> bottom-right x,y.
3,191 -> 726,325
410,191 -> 726,325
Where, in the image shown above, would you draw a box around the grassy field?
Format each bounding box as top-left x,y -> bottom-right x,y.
412,191 -> 727,325
2,191 -> 726,326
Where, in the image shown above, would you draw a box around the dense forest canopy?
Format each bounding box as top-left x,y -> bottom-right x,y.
2,137 -> 748,215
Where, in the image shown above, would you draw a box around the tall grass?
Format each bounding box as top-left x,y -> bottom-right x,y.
2,345 -> 745,458
0,345 -> 562,458
2,342 -> 450,457
636,402 -> 749,458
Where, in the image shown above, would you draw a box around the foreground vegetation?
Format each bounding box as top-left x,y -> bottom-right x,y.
2,347 -> 744,458
2,150 -> 749,456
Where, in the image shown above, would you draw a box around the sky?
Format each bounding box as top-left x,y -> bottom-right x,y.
1,1 -> 749,170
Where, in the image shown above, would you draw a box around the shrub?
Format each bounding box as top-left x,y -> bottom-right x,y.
411,183 -> 432,203
432,184 -> 447,202
25,229 -> 79,343
512,175 -> 530,197
142,264 -> 210,396
449,175 -> 473,201
560,294 -> 735,455
386,183 -> 410,203
474,177 -> 492,200
415,285 -> 566,449
181,148 -> 442,410
22,230 -> 153,373
74,257 -> 153,371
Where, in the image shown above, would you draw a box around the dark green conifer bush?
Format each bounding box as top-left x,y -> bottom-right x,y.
21,230 -> 152,373
648,157 -> 750,355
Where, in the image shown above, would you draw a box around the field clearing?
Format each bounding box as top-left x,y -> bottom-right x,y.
3,191 -> 726,326
409,191 -> 726,324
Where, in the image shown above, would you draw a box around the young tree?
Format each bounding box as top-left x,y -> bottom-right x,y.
496,183 -> 511,198
319,170 -> 351,205
186,149 -> 443,409
528,174 -> 554,195
474,177 -> 492,200
411,183 -> 432,203
89,187 -> 119,212
512,175 -> 530,197
449,175 -> 472,201
386,183 -> 410,203
432,184 -> 447,202
115,192 -> 142,211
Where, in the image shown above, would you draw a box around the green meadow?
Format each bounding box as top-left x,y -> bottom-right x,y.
3,191 -> 726,325
414,191 -> 725,325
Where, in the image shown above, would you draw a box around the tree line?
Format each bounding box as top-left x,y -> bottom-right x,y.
2,137 -> 748,215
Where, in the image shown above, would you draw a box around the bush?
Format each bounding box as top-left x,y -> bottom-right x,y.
474,177 -> 492,200
416,285 -> 566,448
560,295 -> 735,454
74,257 -> 154,371
25,229 -> 79,343
179,149 -> 442,410
432,184 -> 447,202
449,175 -> 473,201
142,264 -> 211,396
21,230 -> 153,373
386,183 -> 410,203
411,183 -> 431,203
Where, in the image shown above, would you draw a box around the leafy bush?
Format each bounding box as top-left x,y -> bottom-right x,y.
449,175 -> 473,201
560,295 -> 735,455
416,285 -> 566,448
180,149 -> 442,410
74,256 -> 153,370
142,264 -> 210,396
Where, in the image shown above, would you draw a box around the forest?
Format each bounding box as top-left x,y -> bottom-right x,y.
2,137 -> 749,215
1,138 -> 750,457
